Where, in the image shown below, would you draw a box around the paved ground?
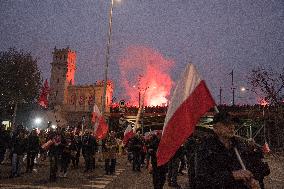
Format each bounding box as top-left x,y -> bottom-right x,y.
0,153 -> 283,189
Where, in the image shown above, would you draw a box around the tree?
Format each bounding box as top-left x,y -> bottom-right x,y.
248,67 -> 284,106
248,67 -> 284,150
0,48 -> 42,129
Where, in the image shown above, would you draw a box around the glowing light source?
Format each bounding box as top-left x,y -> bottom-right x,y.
240,87 -> 246,92
34,117 -> 42,125
51,125 -> 57,129
118,46 -> 174,107
259,99 -> 269,106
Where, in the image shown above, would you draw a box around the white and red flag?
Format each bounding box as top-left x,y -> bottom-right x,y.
157,64 -> 215,166
123,124 -> 135,145
38,79 -> 49,108
92,104 -> 109,140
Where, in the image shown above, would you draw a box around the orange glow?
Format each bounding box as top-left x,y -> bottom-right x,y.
118,46 -> 174,106
258,98 -> 269,106
66,54 -> 76,85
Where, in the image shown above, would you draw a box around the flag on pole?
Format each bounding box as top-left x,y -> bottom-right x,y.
123,124 -> 135,145
38,79 -> 49,108
92,104 -> 109,140
157,64 -> 215,166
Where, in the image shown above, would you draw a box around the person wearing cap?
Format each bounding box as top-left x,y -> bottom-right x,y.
194,111 -> 261,189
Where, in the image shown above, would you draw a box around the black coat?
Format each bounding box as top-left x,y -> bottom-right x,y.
11,134 -> 27,155
82,134 -> 97,155
27,134 -> 40,154
195,135 -> 250,189
128,136 -> 143,154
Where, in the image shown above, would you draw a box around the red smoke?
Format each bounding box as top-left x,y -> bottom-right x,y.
118,46 -> 174,106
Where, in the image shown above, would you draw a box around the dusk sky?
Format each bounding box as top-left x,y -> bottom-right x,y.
0,0 -> 283,105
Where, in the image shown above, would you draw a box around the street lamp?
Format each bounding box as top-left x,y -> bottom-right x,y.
102,0 -> 120,115
34,117 -> 42,125
51,124 -> 57,130
240,87 -> 246,92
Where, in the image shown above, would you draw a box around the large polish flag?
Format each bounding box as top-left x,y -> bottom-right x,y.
92,104 -> 109,140
157,64 -> 215,166
123,124 -> 135,145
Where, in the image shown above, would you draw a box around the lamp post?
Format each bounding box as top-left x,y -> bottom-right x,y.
102,0 -> 117,115
229,70 -> 236,106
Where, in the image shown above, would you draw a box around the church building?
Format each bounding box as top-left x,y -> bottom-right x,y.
48,47 -> 113,127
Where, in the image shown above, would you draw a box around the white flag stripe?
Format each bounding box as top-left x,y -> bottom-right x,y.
93,104 -> 102,116
163,64 -> 201,130
124,124 -> 133,136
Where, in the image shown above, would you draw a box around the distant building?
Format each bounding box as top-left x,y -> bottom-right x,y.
48,47 -> 113,127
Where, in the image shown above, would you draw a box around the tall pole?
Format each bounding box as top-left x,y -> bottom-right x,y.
12,102 -> 18,132
219,87 -> 222,105
102,0 -> 114,115
138,91 -> 141,108
230,69 -> 236,106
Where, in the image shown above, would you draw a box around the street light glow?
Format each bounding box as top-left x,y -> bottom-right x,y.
34,117 -> 42,125
241,87 -> 246,92
51,125 -> 57,129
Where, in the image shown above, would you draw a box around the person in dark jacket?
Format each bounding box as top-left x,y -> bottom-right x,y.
0,124 -> 7,164
71,131 -> 81,168
167,146 -> 183,188
129,134 -> 143,171
148,133 -> 167,189
82,130 -> 97,172
195,111 -> 261,189
59,132 -> 73,177
10,129 -> 27,177
48,129 -> 61,182
26,129 -> 40,173
233,137 -> 270,189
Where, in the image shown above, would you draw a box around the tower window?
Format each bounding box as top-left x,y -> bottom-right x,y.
57,78 -> 59,83
55,91 -> 58,96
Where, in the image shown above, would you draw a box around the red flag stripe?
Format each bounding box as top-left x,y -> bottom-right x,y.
123,130 -> 135,145
92,104 -> 109,140
157,80 -> 215,166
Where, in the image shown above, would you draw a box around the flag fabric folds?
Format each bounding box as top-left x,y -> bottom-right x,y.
157,64 -> 215,166
92,104 -> 109,140
38,79 -> 49,108
123,124 -> 135,145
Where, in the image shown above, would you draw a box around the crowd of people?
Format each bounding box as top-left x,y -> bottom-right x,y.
0,124 -> 120,181
0,111 -> 271,189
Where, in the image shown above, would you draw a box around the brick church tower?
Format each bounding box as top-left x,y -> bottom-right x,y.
48,47 -> 76,108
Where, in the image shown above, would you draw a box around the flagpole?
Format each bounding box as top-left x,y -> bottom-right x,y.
102,0 -> 114,116
81,116 -> 85,140
134,87 -> 148,132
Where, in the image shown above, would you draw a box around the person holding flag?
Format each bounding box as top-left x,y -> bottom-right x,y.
194,111 -> 265,189
157,64 -> 215,167
155,63 -> 215,188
